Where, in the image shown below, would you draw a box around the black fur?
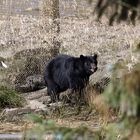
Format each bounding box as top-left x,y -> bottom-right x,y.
44,54 -> 98,102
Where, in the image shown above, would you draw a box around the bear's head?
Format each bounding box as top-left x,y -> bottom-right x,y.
80,54 -> 98,75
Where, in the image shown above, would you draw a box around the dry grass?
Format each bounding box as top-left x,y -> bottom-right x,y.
0,122 -> 34,133
0,15 -> 140,89
85,85 -> 117,124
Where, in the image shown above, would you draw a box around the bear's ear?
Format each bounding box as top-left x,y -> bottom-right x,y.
94,54 -> 98,59
80,55 -> 85,60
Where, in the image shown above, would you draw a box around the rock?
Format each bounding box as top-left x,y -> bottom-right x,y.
13,50 -> 49,92
23,87 -> 48,100
14,55 -> 48,92
0,107 -> 35,121
48,102 -> 64,107
38,96 -> 51,104
15,74 -> 46,93
0,99 -> 49,121
26,100 -> 46,110
0,47 -> 54,92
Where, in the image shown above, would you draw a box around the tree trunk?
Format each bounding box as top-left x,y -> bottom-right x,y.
40,0 -> 60,56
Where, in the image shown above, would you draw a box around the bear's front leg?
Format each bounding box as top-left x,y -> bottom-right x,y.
47,84 -> 60,103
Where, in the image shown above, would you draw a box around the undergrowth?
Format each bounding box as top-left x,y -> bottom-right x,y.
0,85 -> 25,109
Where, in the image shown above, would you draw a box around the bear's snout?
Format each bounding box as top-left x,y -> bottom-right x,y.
91,64 -> 98,72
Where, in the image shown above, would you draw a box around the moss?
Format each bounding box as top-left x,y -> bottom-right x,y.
0,85 -> 25,109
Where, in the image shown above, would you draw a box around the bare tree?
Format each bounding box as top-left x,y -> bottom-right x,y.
40,0 -> 60,56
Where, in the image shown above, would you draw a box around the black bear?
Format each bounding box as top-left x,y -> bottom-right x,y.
44,54 -> 98,102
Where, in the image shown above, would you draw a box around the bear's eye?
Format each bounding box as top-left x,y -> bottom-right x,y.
86,62 -> 91,66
